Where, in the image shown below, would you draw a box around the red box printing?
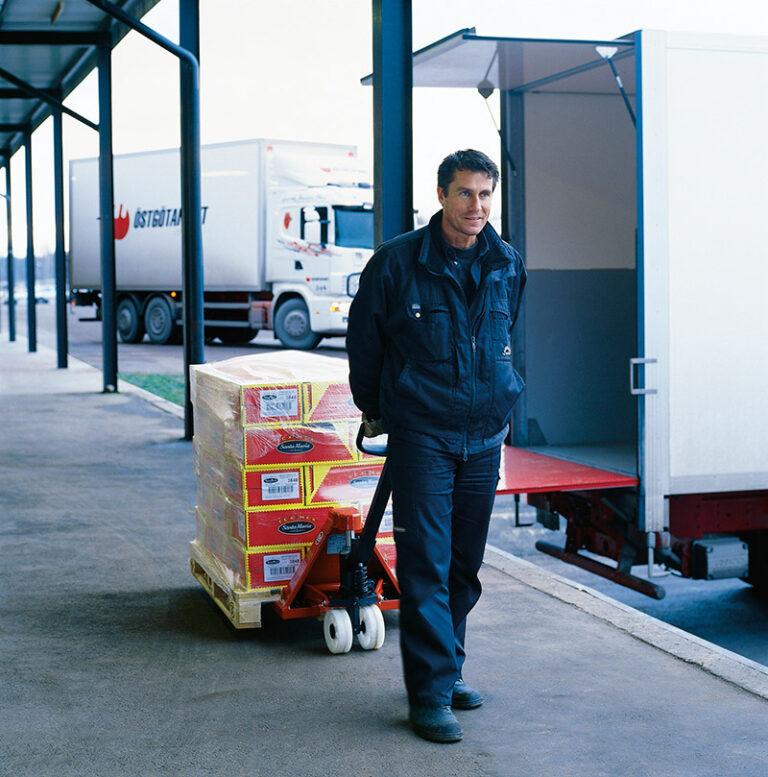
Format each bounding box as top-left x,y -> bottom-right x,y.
196,510 -> 310,591
304,462 -> 384,507
243,422 -> 357,467
231,505 -> 329,548
242,468 -> 304,509
241,383 -> 302,425
303,381 -> 358,423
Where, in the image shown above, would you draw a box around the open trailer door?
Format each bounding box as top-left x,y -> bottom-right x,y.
637,31 -> 768,536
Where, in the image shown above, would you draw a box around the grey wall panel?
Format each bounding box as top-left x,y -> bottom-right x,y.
525,268 -> 636,446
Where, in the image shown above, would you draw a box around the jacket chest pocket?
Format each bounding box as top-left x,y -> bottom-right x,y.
405,303 -> 452,361
489,301 -> 512,361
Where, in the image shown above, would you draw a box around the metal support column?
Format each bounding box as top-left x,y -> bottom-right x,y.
371,0 -> 413,246
500,88 -> 527,446
87,0 -> 205,436
98,42 -> 118,391
53,94 -> 68,368
179,0 -> 205,440
4,160 -> 14,341
24,130 -> 36,352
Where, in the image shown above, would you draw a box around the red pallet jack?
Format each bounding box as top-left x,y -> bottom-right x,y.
270,427 -> 400,653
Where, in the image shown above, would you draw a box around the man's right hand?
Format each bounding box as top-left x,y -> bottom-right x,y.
362,413 -> 385,438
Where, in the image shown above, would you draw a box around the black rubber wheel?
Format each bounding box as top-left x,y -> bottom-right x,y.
144,295 -> 179,344
745,530 -> 768,594
274,298 -> 321,350
117,297 -> 145,343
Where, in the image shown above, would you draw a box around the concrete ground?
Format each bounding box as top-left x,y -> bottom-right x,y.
2,337 -> 768,777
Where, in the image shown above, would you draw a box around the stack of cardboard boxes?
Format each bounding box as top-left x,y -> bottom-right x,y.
191,351 -> 393,595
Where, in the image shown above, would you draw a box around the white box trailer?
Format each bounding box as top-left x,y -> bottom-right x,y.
411,29 -> 768,597
69,138 -> 373,348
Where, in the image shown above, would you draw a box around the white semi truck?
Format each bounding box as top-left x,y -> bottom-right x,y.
69,139 -> 373,348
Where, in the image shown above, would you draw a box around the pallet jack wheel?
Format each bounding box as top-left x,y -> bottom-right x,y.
357,604 -> 385,650
323,609 -> 353,654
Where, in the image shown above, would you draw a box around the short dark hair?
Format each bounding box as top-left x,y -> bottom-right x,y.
437,149 -> 499,195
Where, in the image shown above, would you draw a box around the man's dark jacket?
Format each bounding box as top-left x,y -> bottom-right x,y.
347,212 -> 526,457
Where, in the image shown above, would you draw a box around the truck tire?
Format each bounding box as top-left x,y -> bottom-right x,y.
144,295 -> 179,345
117,297 -> 145,343
274,298 -> 321,350
745,530 -> 768,594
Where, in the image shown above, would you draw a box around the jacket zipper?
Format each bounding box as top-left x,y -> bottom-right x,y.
427,247 -> 493,461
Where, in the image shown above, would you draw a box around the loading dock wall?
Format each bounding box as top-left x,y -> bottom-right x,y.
522,90 -> 637,448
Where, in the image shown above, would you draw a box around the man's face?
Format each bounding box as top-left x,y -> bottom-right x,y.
437,169 -> 495,249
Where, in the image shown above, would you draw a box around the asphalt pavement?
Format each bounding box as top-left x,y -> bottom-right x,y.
27,295 -> 768,668
3,333 -> 768,776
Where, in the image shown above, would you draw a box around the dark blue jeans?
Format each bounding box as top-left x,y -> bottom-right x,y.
387,436 -> 501,706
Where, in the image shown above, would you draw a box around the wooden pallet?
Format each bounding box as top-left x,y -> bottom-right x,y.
189,540 -> 281,629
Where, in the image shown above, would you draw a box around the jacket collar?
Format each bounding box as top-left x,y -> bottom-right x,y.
419,211 -> 513,275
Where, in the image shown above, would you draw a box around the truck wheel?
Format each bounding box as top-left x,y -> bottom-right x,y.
117,297 -> 145,343
144,296 -> 179,345
274,298 -> 321,350
746,531 -> 768,594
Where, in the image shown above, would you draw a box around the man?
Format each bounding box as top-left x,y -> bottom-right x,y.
347,149 -> 526,743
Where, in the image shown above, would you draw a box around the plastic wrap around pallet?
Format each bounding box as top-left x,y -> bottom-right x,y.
190,352 -> 391,601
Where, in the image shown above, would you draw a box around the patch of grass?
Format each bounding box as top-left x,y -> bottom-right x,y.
119,373 -> 185,406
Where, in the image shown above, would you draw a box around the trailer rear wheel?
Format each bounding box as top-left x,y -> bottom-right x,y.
323,609 -> 353,654
274,298 -> 321,350
144,295 -> 179,344
745,530 -> 768,594
117,297 -> 145,343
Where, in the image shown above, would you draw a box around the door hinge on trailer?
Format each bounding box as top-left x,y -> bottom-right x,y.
630,357 -> 658,395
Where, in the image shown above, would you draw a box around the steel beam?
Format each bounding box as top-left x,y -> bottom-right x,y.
0,66 -> 98,131
179,0 -> 205,440
3,159 -> 14,341
53,96 -> 68,369
98,45 -> 118,391
23,131 -> 35,352
0,31 -> 100,45
371,0 -> 413,245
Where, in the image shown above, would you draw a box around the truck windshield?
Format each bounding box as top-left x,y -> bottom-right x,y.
334,206 -> 373,249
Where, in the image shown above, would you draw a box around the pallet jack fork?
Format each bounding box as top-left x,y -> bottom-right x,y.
271,427 -> 400,653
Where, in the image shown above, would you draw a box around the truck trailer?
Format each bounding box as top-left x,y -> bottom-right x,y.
69,138 -> 373,348
408,29 -> 768,597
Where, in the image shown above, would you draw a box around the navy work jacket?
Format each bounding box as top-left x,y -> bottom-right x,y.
347,211 -> 527,458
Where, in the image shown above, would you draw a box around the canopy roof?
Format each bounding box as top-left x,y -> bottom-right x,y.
0,0 -> 160,158
364,28 -> 636,96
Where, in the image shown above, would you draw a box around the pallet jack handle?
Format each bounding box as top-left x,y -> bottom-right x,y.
349,424 -> 391,566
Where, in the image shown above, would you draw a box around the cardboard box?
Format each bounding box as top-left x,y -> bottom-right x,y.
241,383 -> 302,425
242,468 -> 304,509
232,505 -> 330,548
191,351 -> 352,428
196,510 -> 310,592
195,444 -> 244,505
226,537 -> 310,591
303,381 -> 358,423
304,462 -> 384,507
243,422 -> 357,467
